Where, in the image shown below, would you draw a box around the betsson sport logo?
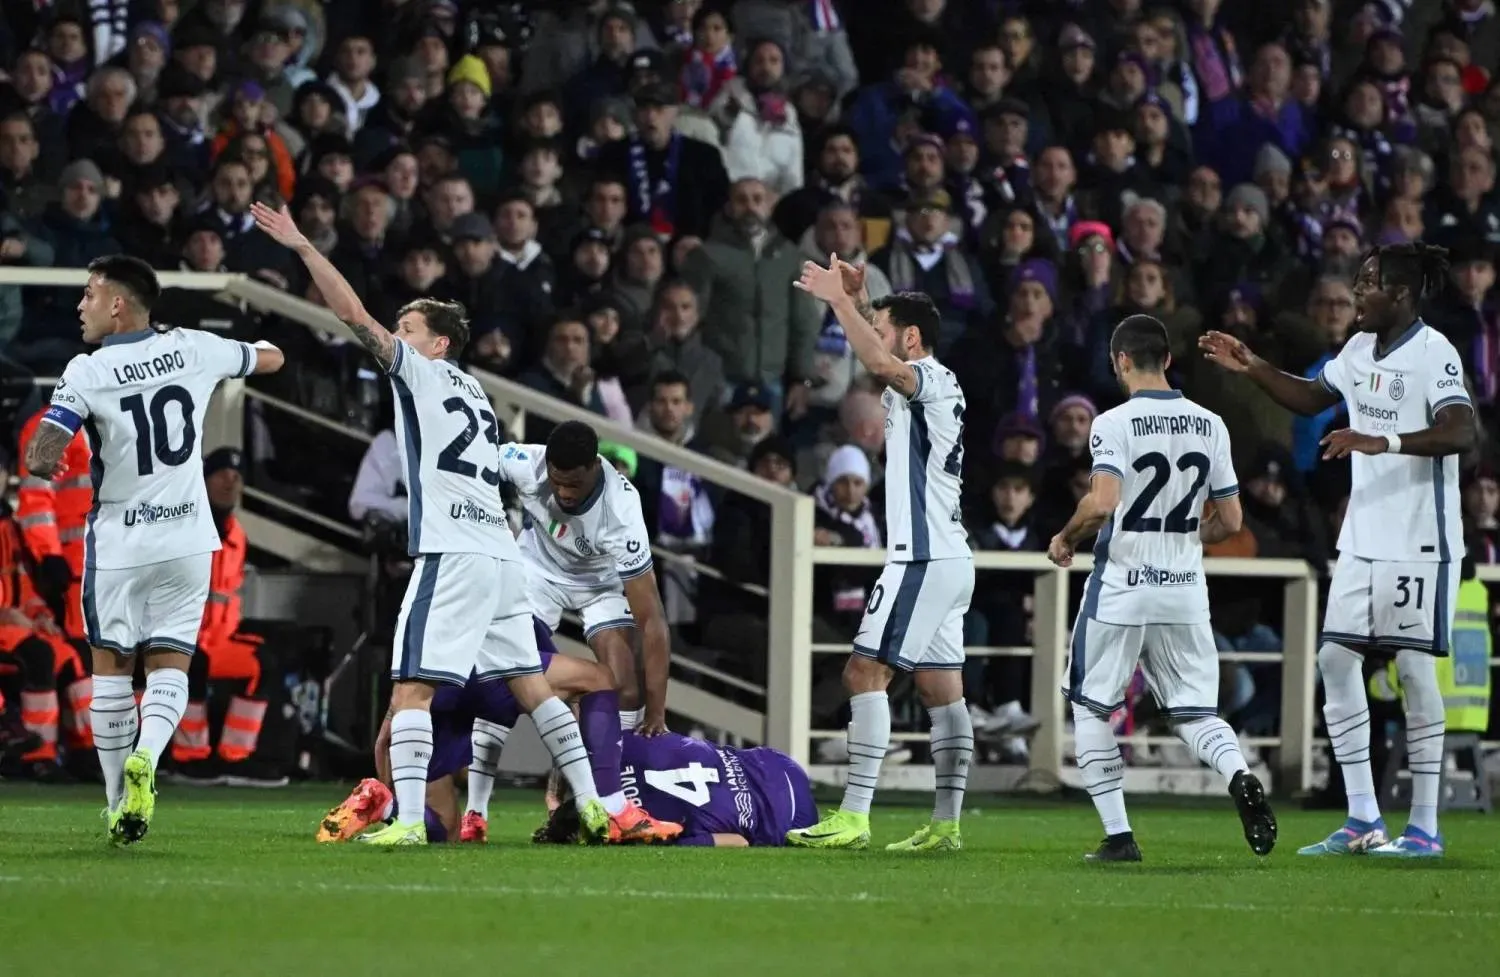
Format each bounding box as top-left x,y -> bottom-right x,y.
124,500 -> 197,527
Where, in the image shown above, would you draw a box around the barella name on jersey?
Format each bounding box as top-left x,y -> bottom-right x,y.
112,351 -> 186,386
1127,564 -> 1197,587
448,500 -> 507,527
123,500 -> 197,526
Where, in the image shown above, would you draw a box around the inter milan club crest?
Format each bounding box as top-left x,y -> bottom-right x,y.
1389,378 -> 1405,402
575,537 -> 595,557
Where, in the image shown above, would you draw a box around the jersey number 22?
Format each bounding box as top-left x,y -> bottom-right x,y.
1123,451 -> 1209,533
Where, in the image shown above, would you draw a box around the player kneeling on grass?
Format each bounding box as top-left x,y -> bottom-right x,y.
318,617 -> 682,845
1049,314 -> 1277,863
533,730 -> 817,847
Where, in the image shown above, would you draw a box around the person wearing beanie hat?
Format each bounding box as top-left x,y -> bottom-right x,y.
447,53 -> 493,103
814,443 -> 881,552
1224,183 -> 1270,233
1047,393 -> 1098,459
1253,145 -> 1294,206
1012,257 -> 1059,303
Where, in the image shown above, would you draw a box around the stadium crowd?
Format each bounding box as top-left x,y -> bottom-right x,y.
1,0 -> 1499,778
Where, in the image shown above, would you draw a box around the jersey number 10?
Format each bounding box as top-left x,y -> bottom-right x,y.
1122,451 -> 1210,533
120,385 -> 197,476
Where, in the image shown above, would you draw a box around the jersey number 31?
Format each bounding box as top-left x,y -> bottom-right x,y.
1122,451 -> 1210,533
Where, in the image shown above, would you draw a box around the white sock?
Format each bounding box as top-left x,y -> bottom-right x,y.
840,691 -> 890,816
1319,643 -> 1380,823
136,668 -> 189,769
1073,702 -> 1130,835
602,792 -> 628,815
619,708 -> 643,730
1396,649 -> 1445,837
927,700 -> 973,822
467,719 -> 509,816
531,696 -> 599,805
1174,716 -> 1248,786
90,674 -> 137,810
389,709 -> 433,826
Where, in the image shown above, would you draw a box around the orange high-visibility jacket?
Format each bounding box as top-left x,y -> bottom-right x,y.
200,514 -> 247,653
0,510 -> 58,651
17,408 -> 93,572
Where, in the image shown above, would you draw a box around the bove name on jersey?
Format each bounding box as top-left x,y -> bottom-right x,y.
112,351 -> 186,386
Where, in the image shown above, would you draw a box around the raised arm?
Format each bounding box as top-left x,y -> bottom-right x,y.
1199,331 -> 1340,417
794,255 -> 919,398
250,202 -> 396,370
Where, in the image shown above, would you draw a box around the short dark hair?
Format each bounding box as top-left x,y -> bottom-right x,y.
871,291 -> 942,352
87,255 -> 160,312
399,298 -> 470,359
546,420 -> 600,471
1366,241 -> 1450,301
1109,313 -> 1170,372
651,368 -> 692,397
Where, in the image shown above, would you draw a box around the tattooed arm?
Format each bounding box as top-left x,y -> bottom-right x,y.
25,422 -> 74,479
251,202 -> 396,370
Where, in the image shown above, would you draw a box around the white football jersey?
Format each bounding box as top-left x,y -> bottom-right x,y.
386,340 -> 519,559
882,356 -> 970,563
499,443 -> 654,588
1085,390 -> 1238,626
43,328 -> 257,571
1317,320 -> 1470,563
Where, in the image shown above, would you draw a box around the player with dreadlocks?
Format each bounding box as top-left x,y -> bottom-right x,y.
1200,242 -> 1477,859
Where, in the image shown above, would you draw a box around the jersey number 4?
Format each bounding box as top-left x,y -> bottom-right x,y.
1122,451 -> 1210,533
120,386 -> 196,476
644,762 -> 720,807
436,398 -> 502,485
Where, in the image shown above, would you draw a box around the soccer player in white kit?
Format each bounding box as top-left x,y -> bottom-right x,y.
1049,315 -> 1277,862
458,419 -> 680,843
25,255 -> 285,844
785,256 -> 976,852
253,203 -> 611,846
1202,243 -> 1476,859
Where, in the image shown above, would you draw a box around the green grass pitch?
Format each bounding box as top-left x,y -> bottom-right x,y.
2,783 -> 1499,977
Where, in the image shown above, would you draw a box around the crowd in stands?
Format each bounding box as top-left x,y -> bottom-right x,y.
3,0 -> 1500,759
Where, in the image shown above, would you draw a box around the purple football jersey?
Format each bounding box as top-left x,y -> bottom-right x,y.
621,732 -> 816,846
427,618 -> 556,781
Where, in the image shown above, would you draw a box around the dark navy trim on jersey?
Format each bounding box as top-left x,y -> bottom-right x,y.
390,373 -> 424,554
559,470 -> 606,515
1320,630 -> 1373,649
386,338 -> 407,376
913,661 -> 963,670
907,401 -> 932,560
1431,395 -> 1473,416
1091,463 -> 1123,480
403,666 -> 471,686
237,342 -> 253,378
1129,389 -> 1183,400
617,559 -> 654,581
82,416 -> 103,574
1210,483 -> 1239,500
1375,635 -> 1450,657
395,555 -> 441,680
1433,457 -> 1451,566
874,561 -> 928,670
1432,560 -> 1451,656
146,636 -> 198,656
1373,317 -> 1424,361
1159,705 -> 1219,719
1317,367 -> 1337,393
906,361 -> 926,402
101,330 -> 154,347
42,406 -> 83,435
584,616 -> 636,638
474,664 -> 546,681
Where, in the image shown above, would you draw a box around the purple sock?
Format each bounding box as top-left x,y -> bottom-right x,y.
578,689 -> 623,796
425,805 -> 448,843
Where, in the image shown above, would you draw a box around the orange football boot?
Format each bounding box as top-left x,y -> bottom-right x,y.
459,811 -> 489,843
607,804 -> 683,844
316,778 -> 393,843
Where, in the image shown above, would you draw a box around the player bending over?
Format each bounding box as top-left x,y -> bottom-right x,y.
785,257 -> 976,852
1202,243 -> 1476,859
318,618 -> 682,844
1050,314 -> 1276,862
254,202 -> 610,846
26,255 -> 283,844
535,731 -> 817,847
496,419 -> 672,736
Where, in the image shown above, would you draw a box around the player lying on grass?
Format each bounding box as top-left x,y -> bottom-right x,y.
531,730 -> 818,847
317,618 -> 682,845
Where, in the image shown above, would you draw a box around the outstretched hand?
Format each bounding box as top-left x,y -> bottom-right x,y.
794,255 -> 852,303
251,202 -> 309,250
1198,330 -> 1256,373
833,256 -> 867,299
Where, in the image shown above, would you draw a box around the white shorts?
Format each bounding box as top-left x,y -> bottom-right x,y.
853,559 -> 973,672
83,553 -> 212,656
1065,616 -> 1220,719
391,553 -> 542,686
1321,553 -> 1460,656
527,573 -> 633,639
